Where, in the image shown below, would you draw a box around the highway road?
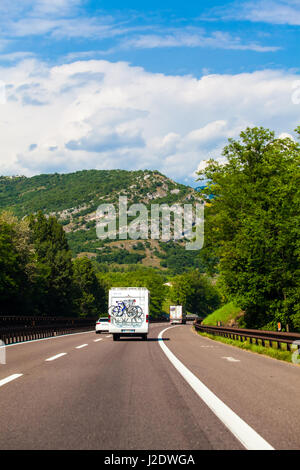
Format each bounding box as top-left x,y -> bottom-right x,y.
0,323 -> 299,450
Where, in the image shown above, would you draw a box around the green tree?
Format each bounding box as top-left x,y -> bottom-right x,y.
0,212 -> 34,314
29,211 -> 75,316
170,271 -> 221,317
0,220 -> 20,311
197,127 -> 300,330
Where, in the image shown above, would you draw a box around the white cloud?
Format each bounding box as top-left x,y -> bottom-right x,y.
208,0 -> 300,26
0,0 -> 82,16
0,51 -> 35,62
0,1 -> 282,51
121,28 -> 280,52
32,0 -> 82,15
0,59 -> 299,182
278,132 -> 294,140
197,160 -> 210,173
0,0 -> 126,41
3,16 -> 127,40
244,0 -> 300,25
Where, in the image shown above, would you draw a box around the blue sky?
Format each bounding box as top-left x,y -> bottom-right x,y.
1,0 -> 298,74
0,0 -> 299,185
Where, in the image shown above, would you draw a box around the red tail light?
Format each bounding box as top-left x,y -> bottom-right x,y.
108,315 -> 111,323
146,315 -> 149,323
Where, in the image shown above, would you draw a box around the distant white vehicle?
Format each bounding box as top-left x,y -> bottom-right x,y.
95,317 -> 109,334
170,305 -> 186,324
108,287 -> 149,341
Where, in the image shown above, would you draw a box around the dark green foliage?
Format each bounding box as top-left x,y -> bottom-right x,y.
73,257 -> 107,317
0,210 -> 108,317
132,242 -> 145,251
85,220 -> 96,229
67,228 -> 107,255
157,241 -> 207,274
96,248 -> 146,265
0,221 -> 22,309
170,271 -> 221,317
197,127 -> 300,330
0,213 -> 35,314
60,218 -> 71,226
29,212 -> 75,316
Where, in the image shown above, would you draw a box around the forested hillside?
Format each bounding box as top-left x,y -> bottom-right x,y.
0,169 -> 198,217
0,169 -> 202,272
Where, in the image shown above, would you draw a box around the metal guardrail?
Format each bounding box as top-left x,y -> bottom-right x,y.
0,316 -> 97,345
194,321 -> 300,351
186,315 -> 201,322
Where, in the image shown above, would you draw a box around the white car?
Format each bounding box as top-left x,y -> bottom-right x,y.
95,317 -> 109,334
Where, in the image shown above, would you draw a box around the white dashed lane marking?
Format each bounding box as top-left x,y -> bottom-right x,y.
76,344 -> 88,349
45,353 -> 67,362
0,374 -> 23,387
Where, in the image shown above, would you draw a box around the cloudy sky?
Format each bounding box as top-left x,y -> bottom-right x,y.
0,0 -> 299,185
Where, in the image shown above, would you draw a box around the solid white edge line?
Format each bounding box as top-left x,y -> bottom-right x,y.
5,330 -> 95,348
0,374 -> 23,387
158,326 -> 274,451
76,344 -> 88,349
45,353 -> 67,361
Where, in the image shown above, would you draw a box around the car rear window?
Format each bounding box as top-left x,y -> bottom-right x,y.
98,318 -> 108,322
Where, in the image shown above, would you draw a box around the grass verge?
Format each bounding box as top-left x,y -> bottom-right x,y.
202,301 -> 242,326
195,329 -> 299,365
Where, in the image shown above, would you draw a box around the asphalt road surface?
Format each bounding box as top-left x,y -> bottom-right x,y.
0,323 -> 299,450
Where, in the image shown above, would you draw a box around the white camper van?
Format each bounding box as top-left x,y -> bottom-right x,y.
108,287 -> 149,341
169,305 -> 186,324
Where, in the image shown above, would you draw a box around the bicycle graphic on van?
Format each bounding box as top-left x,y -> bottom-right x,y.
109,299 -> 144,325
